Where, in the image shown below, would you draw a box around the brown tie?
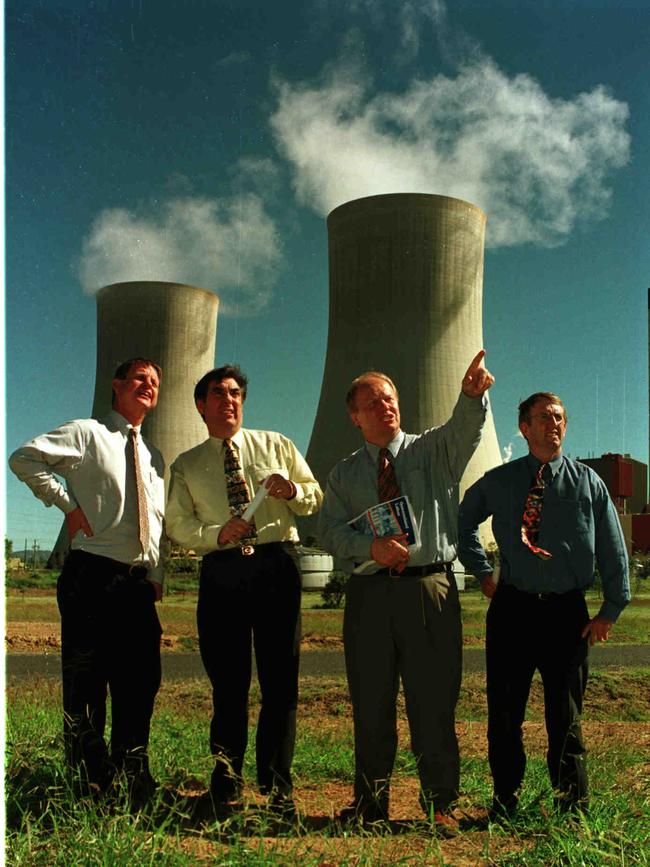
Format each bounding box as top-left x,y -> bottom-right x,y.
224,438 -> 257,547
378,447 -> 400,502
129,428 -> 150,556
521,463 -> 552,560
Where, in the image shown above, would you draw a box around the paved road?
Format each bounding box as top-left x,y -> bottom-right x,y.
6,644 -> 650,681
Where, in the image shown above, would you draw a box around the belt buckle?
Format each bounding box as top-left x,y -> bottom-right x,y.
241,544 -> 255,556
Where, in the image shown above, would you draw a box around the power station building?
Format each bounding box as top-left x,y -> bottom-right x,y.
303,193 -> 502,541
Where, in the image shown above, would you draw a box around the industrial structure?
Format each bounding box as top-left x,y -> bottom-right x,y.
92,281 -> 219,472
48,281 -> 219,566
578,453 -> 647,516
304,193 -> 502,538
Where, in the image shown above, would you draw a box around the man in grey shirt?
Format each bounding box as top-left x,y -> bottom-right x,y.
9,357 -> 165,806
319,351 -> 494,832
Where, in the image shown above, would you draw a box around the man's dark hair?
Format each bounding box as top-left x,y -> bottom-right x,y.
111,357 -> 162,406
518,392 -> 566,426
194,365 -> 248,404
346,371 -> 398,412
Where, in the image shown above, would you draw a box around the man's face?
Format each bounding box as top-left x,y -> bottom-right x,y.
519,400 -> 567,457
112,363 -> 160,423
196,377 -> 244,439
349,377 -> 401,446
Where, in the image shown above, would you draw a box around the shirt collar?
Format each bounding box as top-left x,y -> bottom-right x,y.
108,409 -> 141,435
364,430 -> 405,463
207,427 -> 245,451
526,450 -> 563,478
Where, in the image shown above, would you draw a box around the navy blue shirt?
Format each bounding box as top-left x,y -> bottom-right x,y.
458,453 -> 630,622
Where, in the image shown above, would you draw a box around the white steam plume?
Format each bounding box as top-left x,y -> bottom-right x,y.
270,59 -> 629,247
502,443 -> 513,463
77,195 -> 281,315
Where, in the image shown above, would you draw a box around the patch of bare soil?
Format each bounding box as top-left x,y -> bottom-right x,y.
5,623 -> 345,653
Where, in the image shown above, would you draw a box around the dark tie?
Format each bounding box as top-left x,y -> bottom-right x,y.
129,428 -> 150,557
521,463 -> 552,560
377,447 -> 400,502
224,438 -> 257,548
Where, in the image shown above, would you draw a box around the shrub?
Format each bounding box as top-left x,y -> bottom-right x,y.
320,570 -> 349,608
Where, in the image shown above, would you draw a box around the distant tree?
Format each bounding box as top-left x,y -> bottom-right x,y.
320,571 -> 349,608
5,537 -> 13,560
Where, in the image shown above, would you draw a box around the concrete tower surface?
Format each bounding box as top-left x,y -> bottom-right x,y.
92,281 -> 219,472
306,193 -> 502,518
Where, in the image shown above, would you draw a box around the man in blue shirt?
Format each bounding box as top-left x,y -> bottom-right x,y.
458,392 -> 630,819
319,351 -> 494,832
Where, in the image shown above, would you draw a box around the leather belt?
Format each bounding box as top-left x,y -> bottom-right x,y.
373,562 -> 453,577
500,583 -> 583,602
69,549 -> 149,579
204,541 -> 294,562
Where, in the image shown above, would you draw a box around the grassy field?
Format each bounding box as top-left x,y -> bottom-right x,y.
6,573 -> 650,864
6,673 -> 650,865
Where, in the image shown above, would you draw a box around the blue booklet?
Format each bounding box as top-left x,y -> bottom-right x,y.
349,495 -> 422,574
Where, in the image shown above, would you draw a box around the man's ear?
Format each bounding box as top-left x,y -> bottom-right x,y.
196,399 -> 206,421
518,421 -> 529,442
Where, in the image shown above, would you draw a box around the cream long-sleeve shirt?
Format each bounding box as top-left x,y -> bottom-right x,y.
9,410 -> 165,583
166,428 -> 323,554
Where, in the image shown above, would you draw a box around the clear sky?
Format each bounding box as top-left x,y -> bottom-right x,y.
5,0 -> 650,551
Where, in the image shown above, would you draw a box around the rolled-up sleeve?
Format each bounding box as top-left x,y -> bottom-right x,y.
9,423 -> 86,514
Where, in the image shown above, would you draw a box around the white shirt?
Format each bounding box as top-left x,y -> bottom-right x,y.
9,410 -> 165,583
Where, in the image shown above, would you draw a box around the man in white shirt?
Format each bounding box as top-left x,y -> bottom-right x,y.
166,365 -> 322,818
9,358 -> 165,806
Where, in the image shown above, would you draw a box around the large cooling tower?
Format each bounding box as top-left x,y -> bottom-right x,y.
306,193 -> 501,514
48,281 -> 218,567
92,281 -> 218,470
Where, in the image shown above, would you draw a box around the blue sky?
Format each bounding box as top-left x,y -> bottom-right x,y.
5,0 -> 650,550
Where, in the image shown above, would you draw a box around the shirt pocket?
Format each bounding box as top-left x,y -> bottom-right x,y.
248,463 -> 287,487
545,497 -> 592,538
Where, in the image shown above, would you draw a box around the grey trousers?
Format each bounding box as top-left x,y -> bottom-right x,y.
343,571 -> 462,816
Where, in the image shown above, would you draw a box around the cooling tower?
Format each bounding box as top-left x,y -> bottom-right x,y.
306,193 -> 501,530
91,281 -> 219,471
48,281 -> 218,567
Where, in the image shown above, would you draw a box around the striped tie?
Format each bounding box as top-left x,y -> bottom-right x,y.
378,447 -> 400,502
129,428 -> 150,557
521,463 -> 552,560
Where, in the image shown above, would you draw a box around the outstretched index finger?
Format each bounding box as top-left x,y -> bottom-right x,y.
465,349 -> 486,376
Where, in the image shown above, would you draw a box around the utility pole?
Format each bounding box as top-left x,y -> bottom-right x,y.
32,539 -> 39,572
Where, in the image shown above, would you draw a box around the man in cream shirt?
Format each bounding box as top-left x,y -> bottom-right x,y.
166,364 -> 322,817
9,357 -> 165,806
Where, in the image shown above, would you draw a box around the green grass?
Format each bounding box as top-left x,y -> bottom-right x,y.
6,674 -> 650,865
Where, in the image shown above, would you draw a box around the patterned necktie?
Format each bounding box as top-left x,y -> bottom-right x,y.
378,447 -> 400,502
521,463 -> 552,560
224,438 -> 257,550
129,428 -> 150,557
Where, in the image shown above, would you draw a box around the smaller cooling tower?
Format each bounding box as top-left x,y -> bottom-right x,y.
92,281 -> 218,471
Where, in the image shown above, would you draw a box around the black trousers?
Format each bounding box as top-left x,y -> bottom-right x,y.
486,583 -> 590,810
197,543 -> 301,800
343,571 -> 462,816
56,550 -> 162,787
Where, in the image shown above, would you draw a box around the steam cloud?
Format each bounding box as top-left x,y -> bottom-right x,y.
77,194 -> 281,315
502,443 -> 513,463
270,58 -> 630,247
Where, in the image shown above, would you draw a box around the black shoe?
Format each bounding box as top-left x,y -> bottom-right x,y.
489,796 -> 518,823
268,791 -> 297,820
127,771 -> 159,812
337,802 -> 388,826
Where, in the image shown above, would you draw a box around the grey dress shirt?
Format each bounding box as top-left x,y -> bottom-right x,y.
458,452 -> 630,622
319,392 -> 487,572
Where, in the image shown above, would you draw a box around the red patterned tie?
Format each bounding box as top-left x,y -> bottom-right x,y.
224,438 -> 257,550
521,463 -> 552,560
378,448 -> 400,502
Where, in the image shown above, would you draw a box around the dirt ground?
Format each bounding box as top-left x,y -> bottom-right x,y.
5,621 -> 344,652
